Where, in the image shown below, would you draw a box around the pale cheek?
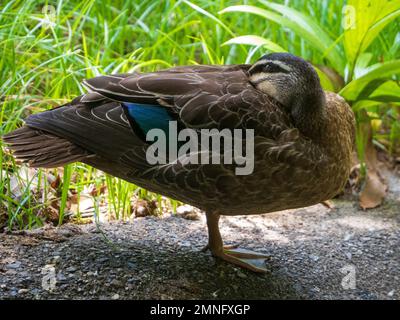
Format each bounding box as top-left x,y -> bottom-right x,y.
256,81 -> 278,98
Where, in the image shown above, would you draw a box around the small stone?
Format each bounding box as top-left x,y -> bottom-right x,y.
9,288 -> 18,297
127,278 -> 138,284
6,269 -> 17,275
66,266 -> 77,272
176,205 -> 193,215
343,233 -> 352,241
312,286 -> 320,293
57,272 -> 67,281
110,279 -> 123,288
310,254 -> 319,262
6,261 -> 21,269
30,288 -> 40,295
388,290 -> 395,297
18,289 -> 29,294
176,205 -> 200,220
183,212 -> 200,220
236,271 -> 247,279
111,293 -> 120,300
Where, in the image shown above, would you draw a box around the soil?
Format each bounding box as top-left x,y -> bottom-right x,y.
0,172 -> 399,300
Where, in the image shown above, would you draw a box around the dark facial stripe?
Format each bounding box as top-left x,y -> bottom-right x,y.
249,60 -> 291,76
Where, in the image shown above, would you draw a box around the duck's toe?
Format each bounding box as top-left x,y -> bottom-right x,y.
211,247 -> 270,273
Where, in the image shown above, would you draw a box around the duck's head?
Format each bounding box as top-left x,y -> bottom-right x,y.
248,53 -> 326,126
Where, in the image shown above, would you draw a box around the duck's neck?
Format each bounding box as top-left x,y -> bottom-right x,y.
290,91 -> 327,139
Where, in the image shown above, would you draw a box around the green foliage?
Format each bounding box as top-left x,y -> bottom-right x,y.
221,0 -> 400,172
0,0 -> 399,229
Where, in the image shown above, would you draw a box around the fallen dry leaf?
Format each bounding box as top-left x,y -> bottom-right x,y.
50,174 -> 61,189
358,112 -> 388,209
359,169 -> 387,209
132,199 -> 158,217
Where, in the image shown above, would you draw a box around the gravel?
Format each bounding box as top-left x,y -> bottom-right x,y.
0,174 -> 399,300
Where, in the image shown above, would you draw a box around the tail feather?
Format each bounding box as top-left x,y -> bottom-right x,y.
3,126 -> 91,168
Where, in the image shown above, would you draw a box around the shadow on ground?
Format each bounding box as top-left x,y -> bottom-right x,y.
0,171 -> 399,300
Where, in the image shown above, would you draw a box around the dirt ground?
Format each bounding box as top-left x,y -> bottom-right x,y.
0,172 -> 399,300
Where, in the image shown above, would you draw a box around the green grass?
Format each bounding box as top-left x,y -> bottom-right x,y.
0,0 -> 399,229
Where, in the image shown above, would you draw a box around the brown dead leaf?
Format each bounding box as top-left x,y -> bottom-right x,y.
358,111 -> 388,209
89,185 -> 107,197
70,195 -> 93,214
132,199 -> 158,217
359,169 -> 387,209
50,174 -> 61,189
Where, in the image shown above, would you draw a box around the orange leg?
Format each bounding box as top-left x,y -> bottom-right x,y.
204,211 -> 269,273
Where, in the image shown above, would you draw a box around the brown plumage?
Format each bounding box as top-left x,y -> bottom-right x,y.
3,53 -> 355,272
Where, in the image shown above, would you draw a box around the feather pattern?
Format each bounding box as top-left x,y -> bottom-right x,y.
3,58 -> 355,216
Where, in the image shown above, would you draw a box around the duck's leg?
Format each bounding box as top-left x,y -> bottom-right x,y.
204,211 -> 269,273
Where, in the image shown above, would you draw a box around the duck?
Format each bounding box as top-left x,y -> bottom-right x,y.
3,53 -> 355,272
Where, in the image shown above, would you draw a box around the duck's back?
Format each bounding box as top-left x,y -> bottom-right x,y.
3,65 -> 354,216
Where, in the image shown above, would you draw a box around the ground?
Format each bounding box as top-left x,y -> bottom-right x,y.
0,172 -> 399,300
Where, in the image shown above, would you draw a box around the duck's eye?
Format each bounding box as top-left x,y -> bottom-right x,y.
263,63 -> 284,73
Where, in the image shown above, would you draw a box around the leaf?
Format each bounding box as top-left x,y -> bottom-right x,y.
259,1 -> 344,68
352,100 -> 381,112
357,111 -> 387,209
314,66 -> 335,91
222,35 -> 286,53
315,65 -> 345,92
184,0 -> 235,37
344,0 -> 400,70
339,60 -> 400,101
220,4 -> 344,70
353,52 -> 373,79
359,169 -> 387,209
368,80 -> 400,102
356,79 -> 389,101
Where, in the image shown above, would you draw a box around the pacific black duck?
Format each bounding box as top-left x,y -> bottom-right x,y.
3,53 -> 355,272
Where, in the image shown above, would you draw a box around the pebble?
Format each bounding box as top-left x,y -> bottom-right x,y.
9,288 -> 18,297
66,266 -> 77,272
6,261 -> 21,269
0,197 -> 399,300
127,278 -> 138,284
110,279 -> 123,288
57,272 -> 67,281
18,289 -> 29,294
30,288 -> 40,295
309,254 -> 319,262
